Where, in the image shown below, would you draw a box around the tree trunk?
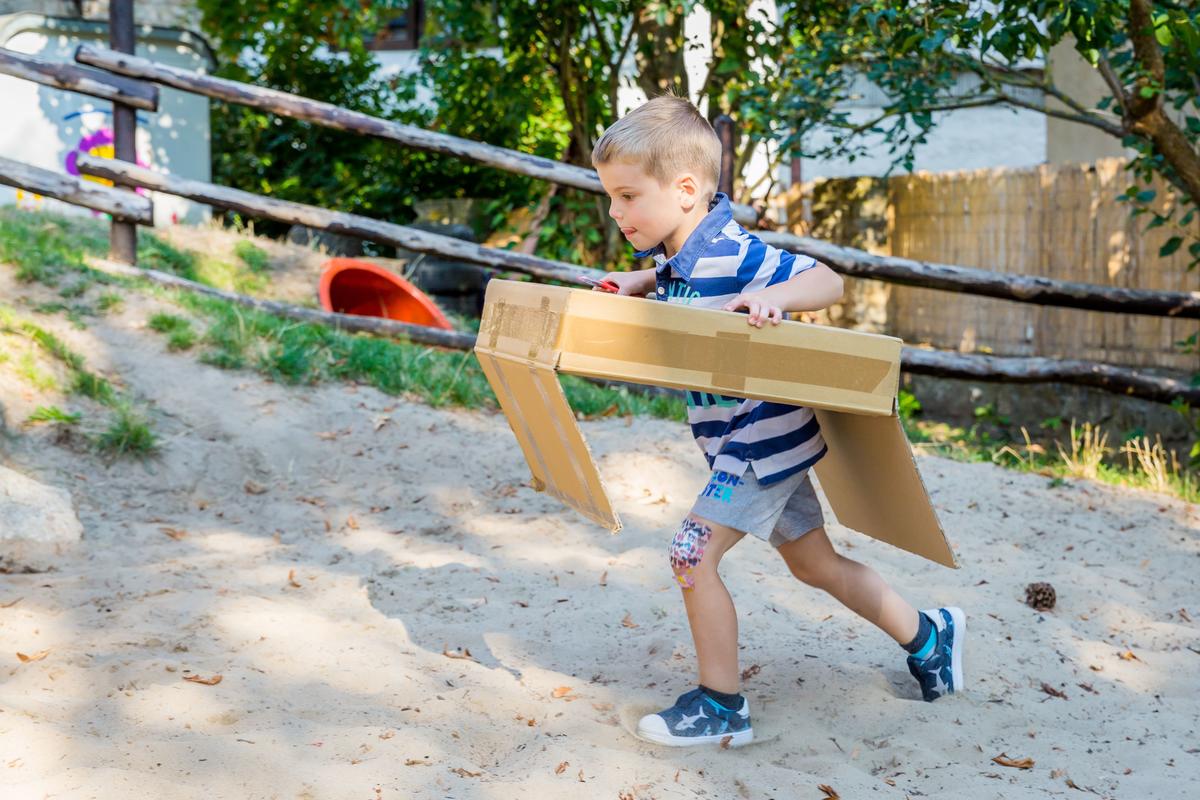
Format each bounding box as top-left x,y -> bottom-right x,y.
634,6 -> 688,99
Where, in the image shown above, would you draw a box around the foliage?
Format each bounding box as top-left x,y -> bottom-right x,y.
197,0 -> 567,246
772,0 -> 1200,270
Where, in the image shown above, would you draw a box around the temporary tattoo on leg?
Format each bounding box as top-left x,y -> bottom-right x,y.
670,517 -> 713,590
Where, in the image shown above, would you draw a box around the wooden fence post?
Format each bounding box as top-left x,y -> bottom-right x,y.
108,0 -> 137,265
714,114 -> 735,199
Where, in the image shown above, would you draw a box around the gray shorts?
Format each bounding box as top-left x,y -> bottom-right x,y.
690,467 -> 825,547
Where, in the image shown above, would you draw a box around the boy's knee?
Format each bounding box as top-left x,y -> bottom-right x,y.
669,516 -> 714,590
781,532 -> 840,588
786,558 -> 830,588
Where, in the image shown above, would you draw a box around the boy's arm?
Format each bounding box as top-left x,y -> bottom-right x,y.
722,263 -> 844,327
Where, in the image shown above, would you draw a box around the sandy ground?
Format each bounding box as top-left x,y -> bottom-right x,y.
1,266 -> 1199,800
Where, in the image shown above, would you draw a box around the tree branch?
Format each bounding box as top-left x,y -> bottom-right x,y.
997,89 -> 1126,137
586,6 -> 614,64
612,8 -> 638,77
1096,51 -> 1131,122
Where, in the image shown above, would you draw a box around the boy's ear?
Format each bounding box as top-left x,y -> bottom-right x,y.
675,173 -> 700,211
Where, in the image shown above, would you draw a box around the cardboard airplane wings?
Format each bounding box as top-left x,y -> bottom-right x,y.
473,279 -> 957,568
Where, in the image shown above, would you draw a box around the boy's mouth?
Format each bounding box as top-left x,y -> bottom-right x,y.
620,227 -> 636,236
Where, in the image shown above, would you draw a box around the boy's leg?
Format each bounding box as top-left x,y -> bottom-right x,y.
776,525 -> 919,645
636,513 -> 754,746
777,524 -> 965,700
671,514 -> 746,694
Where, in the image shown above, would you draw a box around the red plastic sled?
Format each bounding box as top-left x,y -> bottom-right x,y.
317,258 -> 453,330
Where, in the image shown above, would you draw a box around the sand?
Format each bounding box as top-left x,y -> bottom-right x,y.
1,266 -> 1198,800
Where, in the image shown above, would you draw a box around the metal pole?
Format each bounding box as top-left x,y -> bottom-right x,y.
714,114 -> 734,198
109,0 -> 137,265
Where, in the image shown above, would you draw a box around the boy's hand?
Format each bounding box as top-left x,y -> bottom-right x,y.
601,270 -> 654,296
723,292 -> 784,327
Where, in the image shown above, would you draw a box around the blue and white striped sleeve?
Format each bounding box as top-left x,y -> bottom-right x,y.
764,249 -> 818,287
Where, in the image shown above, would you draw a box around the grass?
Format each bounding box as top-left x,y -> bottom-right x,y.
0,210 -> 108,284
234,240 -> 269,273
147,312 -> 198,351
0,296 -> 156,458
899,391 -> 1199,503
173,292 -> 682,418
1,206 -> 1195,499
26,405 -> 82,426
94,403 -> 158,457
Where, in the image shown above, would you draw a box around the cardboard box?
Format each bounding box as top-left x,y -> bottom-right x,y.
474,279 -> 957,568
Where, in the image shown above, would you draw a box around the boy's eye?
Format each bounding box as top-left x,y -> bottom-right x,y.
621,194 -> 634,201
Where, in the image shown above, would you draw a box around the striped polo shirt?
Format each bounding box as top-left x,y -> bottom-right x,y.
638,192 -> 828,484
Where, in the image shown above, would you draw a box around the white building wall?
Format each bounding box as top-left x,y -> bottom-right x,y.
0,13 -> 214,225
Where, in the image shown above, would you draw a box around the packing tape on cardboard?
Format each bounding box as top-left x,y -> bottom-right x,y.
480,296 -> 561,360
560,316 -> 895,396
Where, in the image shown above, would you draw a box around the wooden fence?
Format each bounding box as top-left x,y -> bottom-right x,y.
0,27 -> 1197,404
788,160 -> 1199,373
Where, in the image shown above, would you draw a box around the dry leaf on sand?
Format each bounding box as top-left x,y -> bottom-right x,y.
442,645 -> 477,662
555,761 -> 568,775
621,613 -> 639,628
818,785 -> 841,799
183,674 -> 222,686
16,650 -> 50,663
551,686 -> 573,699
1041,682 -> 1068,699
992,753 -> 1035,769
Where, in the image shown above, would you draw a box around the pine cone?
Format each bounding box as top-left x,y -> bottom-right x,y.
1025,582 -> 1056,611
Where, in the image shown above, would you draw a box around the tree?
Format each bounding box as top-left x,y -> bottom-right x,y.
196,0 -> 547,240
771,0 -> 1200,268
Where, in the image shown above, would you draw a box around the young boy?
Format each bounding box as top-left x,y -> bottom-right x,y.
592,95 -> 965,747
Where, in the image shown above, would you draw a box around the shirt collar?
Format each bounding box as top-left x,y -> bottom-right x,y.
634,192 -> 733,280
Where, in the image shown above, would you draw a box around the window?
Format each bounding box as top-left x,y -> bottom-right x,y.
366,2 -> 425,51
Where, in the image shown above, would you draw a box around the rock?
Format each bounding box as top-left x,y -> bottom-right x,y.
0,465 -> 83,566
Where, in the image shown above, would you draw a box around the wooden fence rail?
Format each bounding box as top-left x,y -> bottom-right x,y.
0,47 -> 157,111
74,43 -> 758,227
0,156 -> 153,223
75,154 -> 603,285
69,43 -> 1199,321
81,254 -> 1200,405
758,231 -> 1200,320
64,153 -> 1194,405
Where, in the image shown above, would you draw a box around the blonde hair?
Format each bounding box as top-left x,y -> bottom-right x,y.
592,94 -> 722,194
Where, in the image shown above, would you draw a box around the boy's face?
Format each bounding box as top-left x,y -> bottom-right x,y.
595,160 -> 701,253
